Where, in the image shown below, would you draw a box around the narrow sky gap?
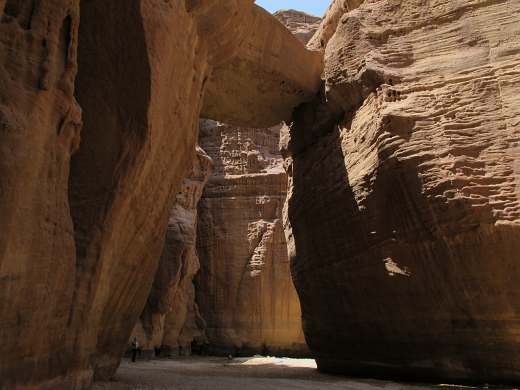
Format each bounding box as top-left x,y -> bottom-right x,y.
255,0 -> 330,16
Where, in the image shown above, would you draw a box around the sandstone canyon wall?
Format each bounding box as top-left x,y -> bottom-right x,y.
283,0 -> 520,383
273,9 -> 321,44
0,1 -> 322,388
127,9 -> 320,358
196,120 -> 307,356
190,10 -> 321,357
131,147 -> 212,357
0,2 -> 84,388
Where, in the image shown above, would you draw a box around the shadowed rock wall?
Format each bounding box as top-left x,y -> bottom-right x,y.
283,0 -> 520,383
0,2 -> 84,388
0,1 -> 322,388
190,10 -> 321,357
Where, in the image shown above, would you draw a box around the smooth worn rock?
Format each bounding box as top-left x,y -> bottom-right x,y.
283,0 -> 520,383
190,10 -> 320,357
196,120 -> 308,356
131,146 -> 212,357
0,1 -> 322,388
201,5 -> 323,128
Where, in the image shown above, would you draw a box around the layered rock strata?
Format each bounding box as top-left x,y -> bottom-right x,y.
0,1 -> 322,388
283,0 -> 520,383
196,120 -> 307,356
131,147 -> 212,357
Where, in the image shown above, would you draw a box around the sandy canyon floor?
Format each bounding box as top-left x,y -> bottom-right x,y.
91,356 -> 493,390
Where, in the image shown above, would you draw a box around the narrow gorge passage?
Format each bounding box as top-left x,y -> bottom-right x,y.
92,357 -> 440,390
0,0 -> 519,389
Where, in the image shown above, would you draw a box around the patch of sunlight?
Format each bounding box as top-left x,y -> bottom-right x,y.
235,356 -> 317,368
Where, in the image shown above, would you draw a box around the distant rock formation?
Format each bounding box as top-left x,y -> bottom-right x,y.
195,120 -> 307,356
274,9 -> 321,44
283,0 -> 520,383
188,10 -> 321,357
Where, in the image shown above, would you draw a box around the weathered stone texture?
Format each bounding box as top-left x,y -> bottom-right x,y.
283,0 -> 520,383
273,9 -> 321,44
0,1 -> 322,388
0,2 -> 83,389
131,147 -> 212,356
202,6 -> 323,128
196,120 -> 307,356
189,9 -> 322,357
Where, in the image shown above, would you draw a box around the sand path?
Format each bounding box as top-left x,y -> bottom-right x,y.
92,356 -> 454,390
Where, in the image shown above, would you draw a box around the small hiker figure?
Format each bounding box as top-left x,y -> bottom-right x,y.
131,337 -> 139,362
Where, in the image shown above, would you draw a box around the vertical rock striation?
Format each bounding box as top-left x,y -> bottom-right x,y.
190,10 -> 321,357
0,2 -> 83,388
283,0 -> 520,383
132,147 -> 212,357
196,121 -> 307,356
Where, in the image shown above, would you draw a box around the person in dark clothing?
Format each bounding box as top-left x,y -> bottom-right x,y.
131,337 -> 139,362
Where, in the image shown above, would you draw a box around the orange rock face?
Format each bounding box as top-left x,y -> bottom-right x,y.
0,1 -> 322,388
189,10 -> 321,357
196,121 -> 307,356
283,0 -> 520,383
0,1 -> 84,388
273,9 -> 321,44
132,147 -> 212,356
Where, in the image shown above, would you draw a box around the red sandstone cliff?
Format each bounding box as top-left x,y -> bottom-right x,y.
190,10 -> 321,356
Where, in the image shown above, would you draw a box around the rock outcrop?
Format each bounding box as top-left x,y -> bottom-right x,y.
0,2 -> 83,389
189,10 -> 321,357
131,147 -> 212,357
283,0 -> 520,383
273,9 -> 321,44
0,1 -> 322,388
196,120 -> 307,356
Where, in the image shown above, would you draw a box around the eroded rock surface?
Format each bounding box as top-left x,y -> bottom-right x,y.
0,1 -> 322,388
188,10 -> 321,357
131,147 -> 212,356
273,9 -> 321,44
0,2 -> 83,389
283,0 -> 520,383
196,120 -> 307,356
201,6 -> 323,128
